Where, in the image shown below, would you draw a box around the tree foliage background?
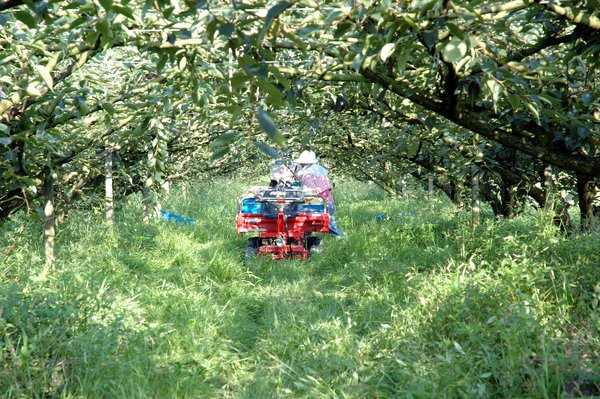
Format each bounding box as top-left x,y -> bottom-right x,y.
1,1 -> 600,397
0,0 -> 599,227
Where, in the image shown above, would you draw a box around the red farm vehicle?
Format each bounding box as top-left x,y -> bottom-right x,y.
236,185 -> 329,259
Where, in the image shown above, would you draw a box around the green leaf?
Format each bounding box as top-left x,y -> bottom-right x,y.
34,65 -> 53,90
218,23 -> 235,38
99,0 -> 113,11
229,106 -> 243,128
424,116 -> 437,129
334,21 -> 353,38
269,67 -> 290,89
453,341 -> 465,354
284,31 -> 306,50
485,79 -> 501,112
191,79 -> 200,104
206,18 -> 218,42
26,84 -> 42,97
442,38 -> 468,63
178,55 -> 187,71
257,109 -> 285,145
69,17 -> 87,30
446,23 -> 465,40
258,2 -> 292,43
204,64 -> 224,79
0,137 -> 11,146
102,102 -> 115,115
15,11 -> 36,29
211,146 -> 230,160
380,43 -> 395,62
113,5 -> 135,20
245,63 -> 268,79
402,15 -> 417,29
100,31 -> 114,49
237,54 -> 254,68
157,53 -> 168,72
97,18 -> 111,37
231,74 -> 249,90
211,132 -> 238,148
352,53 -> 364,72
538,94 -> 558,107
86,31 -> 100,47
526,102 -> 540,123
396,50 -> 410,74
422,30 -> 438,52
76,97 -> 89,114
412,0 -> 436,8
163,6 -> 174,19
507,93 -> 520,110
255,141 -> 279,158
257,80 -> 284,106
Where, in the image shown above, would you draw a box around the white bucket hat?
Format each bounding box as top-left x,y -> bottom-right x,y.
293,150 -> 318,164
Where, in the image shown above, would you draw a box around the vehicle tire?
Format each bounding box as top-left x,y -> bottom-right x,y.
245,237 -> 260,260
307,237 -> 323,255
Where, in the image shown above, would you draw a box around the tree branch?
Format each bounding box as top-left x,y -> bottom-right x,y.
0,0 -> 23,11
1,49 -> 98,123
538,1 -> 600,30
360,68 -> 600,176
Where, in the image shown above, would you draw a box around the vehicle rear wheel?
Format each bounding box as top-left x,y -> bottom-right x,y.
307,236 -> 323,255
245,237 -> 260,259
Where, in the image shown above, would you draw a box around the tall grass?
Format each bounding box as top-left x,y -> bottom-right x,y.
1,178 -> 599,398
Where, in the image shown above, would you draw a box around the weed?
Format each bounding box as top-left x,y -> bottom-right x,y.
1,178 -> 598,398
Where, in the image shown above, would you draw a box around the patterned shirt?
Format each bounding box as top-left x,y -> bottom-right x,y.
299,165 -> 334,203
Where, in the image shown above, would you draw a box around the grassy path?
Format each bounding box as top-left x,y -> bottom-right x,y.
1,179 -> 599,398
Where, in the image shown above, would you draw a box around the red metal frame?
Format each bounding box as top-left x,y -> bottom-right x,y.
236,199 -> 329,259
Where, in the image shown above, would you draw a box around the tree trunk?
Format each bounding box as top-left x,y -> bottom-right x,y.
482,182 -> 502,218
541,162 -> 554,209
401,174 -> 407,197
501,183 -> 516,219
554,202 -> 574,233
448,180 -> 464,208
43,173 -> 55,266
576,173 -> 596,231
105,151 -> 114,224
471,164 -> 480,227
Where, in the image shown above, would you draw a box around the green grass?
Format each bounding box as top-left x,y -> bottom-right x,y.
1,178 -> 599,398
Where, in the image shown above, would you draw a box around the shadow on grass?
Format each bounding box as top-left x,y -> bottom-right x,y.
217,219 -> 600,397
0,280 -> 192,398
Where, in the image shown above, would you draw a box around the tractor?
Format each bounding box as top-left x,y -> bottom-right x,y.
236,185 -> 329,259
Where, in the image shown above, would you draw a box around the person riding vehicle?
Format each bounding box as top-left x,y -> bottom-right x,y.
269,158 -> 296,187
293,151 -> 345,238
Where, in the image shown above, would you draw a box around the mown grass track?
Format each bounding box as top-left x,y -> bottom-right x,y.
1,179 -> 599,398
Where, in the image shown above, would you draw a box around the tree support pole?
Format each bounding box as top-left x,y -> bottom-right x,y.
43,173 -> 55,266
428,175 -> 434,206
142,183 -> 150,223
105,151 -> 114,224
471,164 -> 481,228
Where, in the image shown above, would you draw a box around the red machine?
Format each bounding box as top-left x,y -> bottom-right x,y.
236,186 -> 329,259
